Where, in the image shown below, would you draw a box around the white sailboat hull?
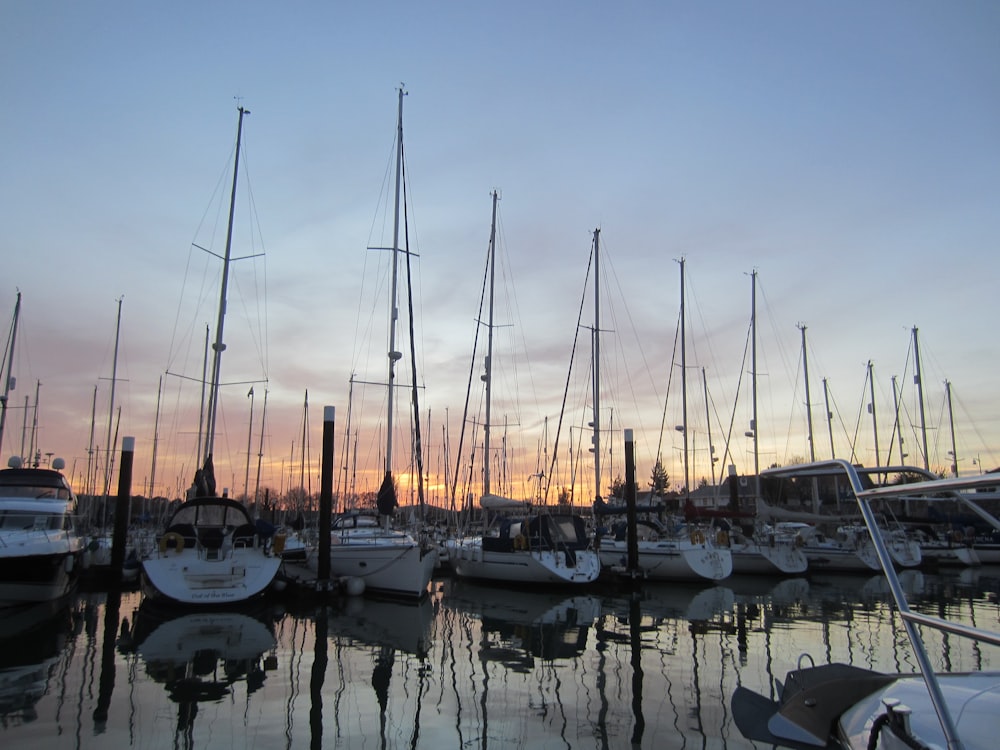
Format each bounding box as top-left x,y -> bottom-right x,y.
730,540 -> 809,575
315,541 -> 436,599
448,538 -> 601,585
142,547 -> 281,606
599,538 -> 733,581
801,543 -> 882,573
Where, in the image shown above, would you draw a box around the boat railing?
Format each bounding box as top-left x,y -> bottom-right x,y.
770,459 -> 1000,750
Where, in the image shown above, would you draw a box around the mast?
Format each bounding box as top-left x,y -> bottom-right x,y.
342,375 -> 354,503
823,378 -> 835,459
678,257 -> 689,496
384,88 -> 405,478
253,388 -> 267,510
29,380 -> 40,467
196,324 -> 209,466
868,360 -> 881,469
86,385 -> 98,496
19,394 -> 27,465
244,386 -> 255,500
799,323 -> 816,462
750,270 -> 760,496
204,105 -> 249,463
102,296 -> 123,496
891,374 -> 906,463
0,291 -> 21,457
300,389 -> 309,498
482,190 -> 499,497
591,228 -> 602,500
701,368 -> 715,485
912,326 -> 930,471
150,375 -> 163,498
945,380 -> 958,477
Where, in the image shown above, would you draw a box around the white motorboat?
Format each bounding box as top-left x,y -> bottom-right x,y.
732,460 -> 1000,750
0,457 -> 85,606
141,493 -> 282,606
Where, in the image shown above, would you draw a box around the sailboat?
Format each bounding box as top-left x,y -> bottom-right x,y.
446,194 -> 601,586
309,88 -> 436,600
140,106 -> 282,606
594,250 -> 732,581
714,271 -> 806,576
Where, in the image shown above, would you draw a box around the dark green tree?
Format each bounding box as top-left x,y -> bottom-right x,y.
650,459 -> 669,496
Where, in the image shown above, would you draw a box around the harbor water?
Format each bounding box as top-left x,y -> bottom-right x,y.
1,568 -> 998,749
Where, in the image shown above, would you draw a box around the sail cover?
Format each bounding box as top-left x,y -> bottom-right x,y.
376,471 -> 398,516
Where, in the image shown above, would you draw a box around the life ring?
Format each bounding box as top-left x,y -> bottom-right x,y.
513,534 -> 528,551
715,530 -> 729,547
690,530 -> 706,545
159,531 -> 185,554
273,532 -> 287,555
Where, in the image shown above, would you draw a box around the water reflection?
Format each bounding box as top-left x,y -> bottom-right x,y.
0,597 -> 80,726
117,601 -> 277,746
442,580 -> 600,665
0,568 -> 995,749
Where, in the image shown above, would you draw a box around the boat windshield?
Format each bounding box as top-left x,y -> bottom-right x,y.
0,510 -> 67,530
0,484 -> 71,500
171,502 -> 251,528
548,516 -> 584,544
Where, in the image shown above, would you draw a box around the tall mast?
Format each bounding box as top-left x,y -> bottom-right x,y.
678,257 -> 689,496
150,375 -> 162,498
891,375 -> 906,463
253,388 -> 268,509
384,87 -> 406,477
822,378 -> 835,458
244,386 -> 255,500
750,270 -> 760,495
342,375 -> 355,502
204,105 -> 249,463
945,380 -> 958,477
86,385 -> 97,495
868,360 -> 881,469
591,228 -> 602,500
29,380 -> 40,467
102,296 -> 124,496
0,291 -> 21,457
196,324 -> 208,466
799,323 -> 816,462
482,190 -> 499,497
300,389 -> 309,497
912,326 -> 930,471
701,368 -> 715,485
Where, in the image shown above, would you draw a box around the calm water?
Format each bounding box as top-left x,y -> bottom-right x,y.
1,568 -> 998,749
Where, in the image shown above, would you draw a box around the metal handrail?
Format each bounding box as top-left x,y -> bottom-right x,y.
767,458 -> 998,750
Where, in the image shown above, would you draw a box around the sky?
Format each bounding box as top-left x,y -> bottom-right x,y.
2,2 -> 999,507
